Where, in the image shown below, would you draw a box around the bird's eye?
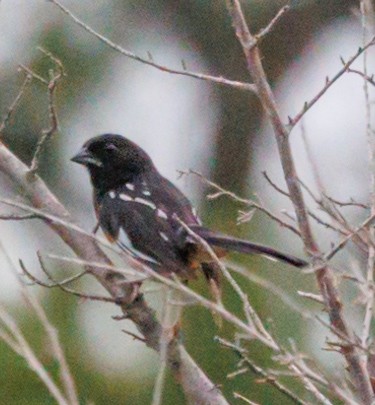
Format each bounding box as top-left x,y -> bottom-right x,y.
105,143 -> 118,152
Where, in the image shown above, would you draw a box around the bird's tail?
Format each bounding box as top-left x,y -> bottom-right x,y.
190,226 -> 308,269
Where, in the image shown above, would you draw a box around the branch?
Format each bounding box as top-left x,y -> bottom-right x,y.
254,5 -> 290,44
0,73 -> 32,134
28,49 -> 64,175
348,68 -> 375,87
360,0 -> 375,365
0,305 -> 70,405
225,1 -> 374,403
183,169 -> 301,237
0,137 -> 229,404
48,0 -> 256,94
217,337 -> 309,405
288,36 -> 375,128
18,283 -> 79,405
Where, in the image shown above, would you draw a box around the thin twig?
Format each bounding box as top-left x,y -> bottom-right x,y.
19,285 -> 79,405
183,169 -> 301,237
0,213 -> 41,220
0,305 -> 69,405
254,5 -> 290,44
228,261 -> 316,320
324,213 -> 375,262
18,65 -> 49,85
348,67 -> 375,86
264,171 -> 348,236
288,35 -> 375,128
49,250 -> 276,349
29,50 -> 63,175
323,194 -> 368,210
0,74 -> 32,134
19,257 -> 119,304
175,216 -> 277,349
233,392 -> 259,405
262,171 -> 290,198
217,338 -> 308,405
297,291 -> 324,304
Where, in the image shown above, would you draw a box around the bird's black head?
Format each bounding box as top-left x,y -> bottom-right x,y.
71,134 -> 155,192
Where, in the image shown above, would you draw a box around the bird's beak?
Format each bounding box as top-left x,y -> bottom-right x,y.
71,147 -> 103,167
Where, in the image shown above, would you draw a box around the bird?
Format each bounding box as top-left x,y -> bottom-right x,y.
71,134 -> 307,300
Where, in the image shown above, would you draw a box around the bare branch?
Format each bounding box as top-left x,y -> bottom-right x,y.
229,261 -> 315,320
175,216 -> 278,350
0,136 -> 229,404
48,0 -> 256,93
0,212 -> 41,220
19,256 -> 123,304
183,169 -> 302,237
29,50 -> 63,175
217,337 -> 309,405
0,305 -> 69,405
360,0 -> 375,363
233,392 -> 259,405
225,0 -> 375,402
297,291 -> 324,304
18,64 -> 49,85
0,73 -> 32,134
323,194 -> 368,210
288,36 -> 375,128
254,5 -> 290,44
348,67 -> 375,86
324,213 -> 375,262
19,285 -> 79,405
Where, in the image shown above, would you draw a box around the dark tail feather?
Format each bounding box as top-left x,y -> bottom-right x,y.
191,226 -> 308,269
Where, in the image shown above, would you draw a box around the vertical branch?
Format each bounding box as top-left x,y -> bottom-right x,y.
28,49 -> 64,175
361,0 -> 375,356
152,288 -> 174,405
224,1 -> 374,403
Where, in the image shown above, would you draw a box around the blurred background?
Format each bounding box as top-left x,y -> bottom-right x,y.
0,0 -> 373,403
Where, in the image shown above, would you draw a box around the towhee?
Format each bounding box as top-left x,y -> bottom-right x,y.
72,134 -> 307,297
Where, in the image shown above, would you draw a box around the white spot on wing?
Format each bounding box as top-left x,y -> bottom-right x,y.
119,193 -> 133,202
118,194 -> 156,210
160,232 -> 169,242
156,209 -> 168,219
134,197 -> 156,210
261,254 -> 278,263
126,183 -> 135,191
109,191 -> 116,199
142,190 -> 151,196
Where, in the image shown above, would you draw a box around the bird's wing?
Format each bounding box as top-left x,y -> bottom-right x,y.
97,179 -> 197,278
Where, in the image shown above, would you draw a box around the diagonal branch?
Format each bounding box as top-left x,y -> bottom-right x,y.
0,140 -> 229,405
48,0 -> 256,94
288,36 -> 375,128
